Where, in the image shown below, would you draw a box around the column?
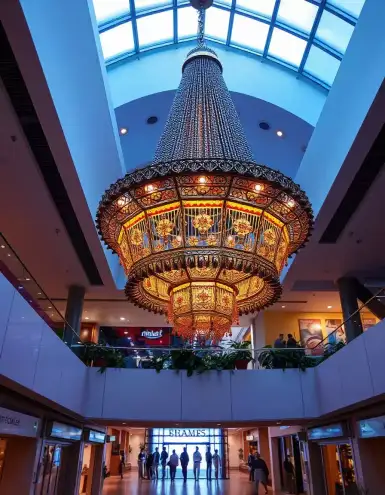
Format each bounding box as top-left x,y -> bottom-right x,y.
64,285 -> 85,346
337,277 -> 363,342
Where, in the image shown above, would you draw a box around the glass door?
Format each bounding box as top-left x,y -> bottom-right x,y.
35,444 -> 62,495
321,443 -> 358,495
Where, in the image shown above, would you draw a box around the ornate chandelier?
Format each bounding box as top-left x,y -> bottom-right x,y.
96,0 -> 313,343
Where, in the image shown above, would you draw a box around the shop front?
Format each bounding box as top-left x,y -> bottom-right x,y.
145,427 -> 229,479
34,421 -> 83,495
79,429 -> 105,495
308,423 -> 358,495
0,406 -> 40,494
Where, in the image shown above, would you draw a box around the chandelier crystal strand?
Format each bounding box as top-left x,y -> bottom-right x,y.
96,0 -> 314,345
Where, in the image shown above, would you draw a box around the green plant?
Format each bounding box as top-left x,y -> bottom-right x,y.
228,340 -> 254,362
238,448 -> 244,461
80,343 -> 125,373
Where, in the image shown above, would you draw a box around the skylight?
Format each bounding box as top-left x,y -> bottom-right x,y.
94,0 -> 365,89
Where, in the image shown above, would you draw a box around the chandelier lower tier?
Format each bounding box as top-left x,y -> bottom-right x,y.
96,160 -> 313,341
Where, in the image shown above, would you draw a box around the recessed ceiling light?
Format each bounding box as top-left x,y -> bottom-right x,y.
18,286 -> 23,290
120,127 -> 128,135
147,116 -> 158,125
120,317 -> 126,321
85,317 -> 89,320
0,245 -> 5,249
276,130 -> 283,137
48,306 -> 52,309
124,331 -> 128,335
327,305 -> 332,309
7,253 -> 11,257
25,278 -> 30,281
122,422 -> 126,425
217,423 -> 221,426
281,305 -> 286,308
259,122 -> 270,131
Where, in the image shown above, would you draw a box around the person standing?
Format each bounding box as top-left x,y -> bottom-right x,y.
206,446 -> 213,480
160,446 -> 168,480
286,334 -> 298,348
118,458 -> 124,480
153,447 -> 160,480
169,449 -> 179,482
284,456 -> 296,494
193,446 -> 202,481
138,448 -> 146,480
213,449 -> 221,480
274,333 -> 286,348
146,451 -> 154,480
252,452 -> 269,495
180,447 -> 190,483
248,449 -> 255,482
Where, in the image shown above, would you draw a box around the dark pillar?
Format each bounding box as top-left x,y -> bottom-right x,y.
337,277 -> 363,342
64,285 -> 85,345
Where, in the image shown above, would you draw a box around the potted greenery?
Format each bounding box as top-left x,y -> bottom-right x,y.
229,340 -> 254,370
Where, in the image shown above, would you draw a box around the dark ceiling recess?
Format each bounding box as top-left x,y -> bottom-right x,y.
259,121 -> 270,130
319,124 -> 385,244
147,116 -> 158,124
0,22 -> 103,286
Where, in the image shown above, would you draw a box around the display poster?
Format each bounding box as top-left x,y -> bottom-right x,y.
325,319 -> 345,344
362,318 -> 376,332
359,415 -> 385,438
298,319 -> 323,354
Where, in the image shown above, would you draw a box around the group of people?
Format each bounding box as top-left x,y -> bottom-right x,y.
138,446 -> 221,482
247,450 -> 270,495
274,333 -> 298,348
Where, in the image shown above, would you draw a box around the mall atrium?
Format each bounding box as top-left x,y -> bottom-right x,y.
0,0 -> 385,494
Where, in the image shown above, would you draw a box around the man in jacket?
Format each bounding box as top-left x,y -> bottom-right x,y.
169,449 -> 179,482
252,452 -> 269,495
153,447 -> 160,480
206,446 -> 213,480
180,447 -> 189,483
213,449 -> 221,480
248,449 -> 255,482
193,446 -> 202,481
160,446 -> 168,480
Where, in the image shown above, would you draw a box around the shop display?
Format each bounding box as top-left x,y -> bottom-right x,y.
298,319 -> 323,353
325,319 -> 346,344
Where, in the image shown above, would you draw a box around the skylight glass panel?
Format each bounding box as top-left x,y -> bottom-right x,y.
178,6 -> 198,39
316,10 -> 354,54
277,0 -> 318,34
214,0 -> 232,5
137,10 -> 173,47
236,0 -> 276,19
269,28 -> 306,67
93,0 -> 129,23
205,7 -> 230,42
231,14 -> 269,53
304,45 -> 341,86
100,22 -> 134,59
327,0 -> 365,18
134,0 -> 172,13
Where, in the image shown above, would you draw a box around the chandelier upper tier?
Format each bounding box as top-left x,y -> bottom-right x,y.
96,0 -> 313,343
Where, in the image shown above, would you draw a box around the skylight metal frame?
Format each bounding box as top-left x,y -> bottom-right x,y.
96,0 -> 362,89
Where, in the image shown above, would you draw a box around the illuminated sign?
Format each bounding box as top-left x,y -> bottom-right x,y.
141,329 -> 163,339
308,423 -> 344,440
359,416 -> 385,438
49,421 -> 82,441
168,429 -> 206,437
246,435 -> 254,441
0,407 -> 39,438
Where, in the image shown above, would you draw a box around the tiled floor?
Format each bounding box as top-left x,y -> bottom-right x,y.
102,471 -> 283,495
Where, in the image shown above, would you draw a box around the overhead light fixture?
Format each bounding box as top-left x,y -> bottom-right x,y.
85,317 -> 89,320
122,422 -> 126,425
124,331 -> 128,335
254,183 -> 263,192
276,130 -> 283,137
18,285 -> 23,290
281,305 -> 286,308
95,3 -> 313,344
120,317 -> 126,321
7,253 -> 11,257
327,305 -> 332,309
37,292 -> 42,295
120,127 -> 128,135
0,245 -> 5,248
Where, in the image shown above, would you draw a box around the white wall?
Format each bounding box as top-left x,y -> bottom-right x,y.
0,274 -> 86,415
228,432 -> 243,468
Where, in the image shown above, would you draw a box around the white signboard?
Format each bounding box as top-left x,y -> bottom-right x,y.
0,407 -> 39,438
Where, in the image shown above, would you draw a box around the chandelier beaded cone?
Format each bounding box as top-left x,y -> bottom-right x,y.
96,4 -> 313,343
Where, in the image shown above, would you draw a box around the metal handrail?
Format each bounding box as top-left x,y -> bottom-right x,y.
312,286 -> 385,351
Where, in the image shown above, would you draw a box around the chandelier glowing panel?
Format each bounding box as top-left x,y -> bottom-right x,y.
96,0 -> 313,343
